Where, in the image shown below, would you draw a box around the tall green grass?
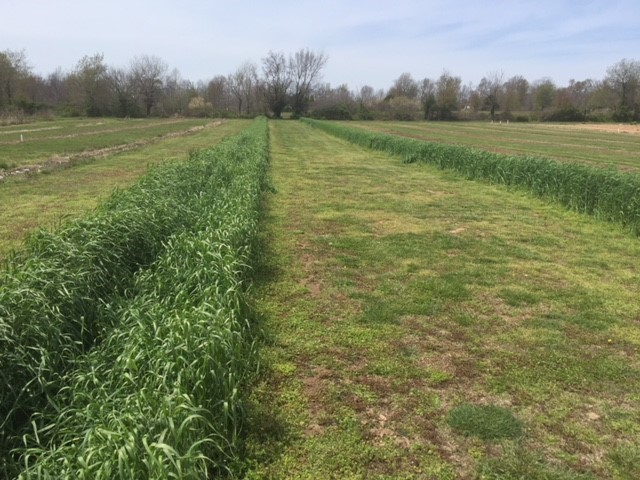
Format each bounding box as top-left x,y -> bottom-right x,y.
1,118 -> 269,477
302,119 -> 640,235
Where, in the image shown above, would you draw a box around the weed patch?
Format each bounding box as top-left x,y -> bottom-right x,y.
447,403 -> 523,441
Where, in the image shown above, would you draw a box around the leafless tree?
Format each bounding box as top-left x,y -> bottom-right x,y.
228,61 -> 259,115
107,67 -> 138,117
130,54 -> 167,116
388,72 -> 419,100
205,75 -> 232,115
418,78 -> 437,120
288,49 -> 327,117
261,51 -> 291,118
502,76 -> 530,113
436,71 -> 461,119
71,53 -> 111,116
605,58 -> 640,120
478,71 -> 503,120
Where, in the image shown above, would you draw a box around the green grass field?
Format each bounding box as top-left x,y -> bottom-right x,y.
0,119 -> 251,257
245,121 -> 640,479
2,118 -> 639,478
351,121 -> 640,171
0,117 -> 215,169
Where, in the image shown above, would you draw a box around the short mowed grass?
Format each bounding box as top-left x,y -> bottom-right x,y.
245,121 -> 640,479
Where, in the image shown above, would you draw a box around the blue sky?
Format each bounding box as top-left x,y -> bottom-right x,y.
2,0 -> 639,90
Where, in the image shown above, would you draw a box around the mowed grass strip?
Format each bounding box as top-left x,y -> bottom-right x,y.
245,121 -> 640,479
0,120 -> 251,258
351,121 -> 640,171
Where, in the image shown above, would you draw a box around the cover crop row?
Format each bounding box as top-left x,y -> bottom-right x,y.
1,118 -> 269,478
303,119 -> 640,235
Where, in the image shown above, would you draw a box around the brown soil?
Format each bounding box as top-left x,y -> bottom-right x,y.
544,123 -> 640,135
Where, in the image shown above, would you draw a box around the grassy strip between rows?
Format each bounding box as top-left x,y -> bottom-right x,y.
302,118 -> 640,235
1,117 -> 269,478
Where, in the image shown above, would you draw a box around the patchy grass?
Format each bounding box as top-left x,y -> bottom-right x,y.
351,121 -> 640,172
0,120 -> 250,258
245,121 -> 640,479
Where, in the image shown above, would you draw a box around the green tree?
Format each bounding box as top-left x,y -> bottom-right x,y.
532,78 -> 556,111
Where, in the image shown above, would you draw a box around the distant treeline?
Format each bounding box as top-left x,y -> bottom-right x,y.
1,49 -> 638,122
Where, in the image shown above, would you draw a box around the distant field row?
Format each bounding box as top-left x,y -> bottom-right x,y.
350,121 -> 640,172
0,119 -> 251,257
0,117 -> 213,169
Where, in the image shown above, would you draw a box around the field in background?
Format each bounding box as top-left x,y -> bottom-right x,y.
2,117 -> 639,477
0,117 -> 215,170
0,119 -> 251,257
351,121 -> 640,171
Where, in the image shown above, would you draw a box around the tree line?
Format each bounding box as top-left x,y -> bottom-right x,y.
1,48 -> 638,122
314,60 -> 640,123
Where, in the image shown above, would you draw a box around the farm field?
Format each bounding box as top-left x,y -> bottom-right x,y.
0,119 -> 251,258
350,120 -> 640,172
1,119 -> 268,478
0,117 -> 215,170
2,117 -> 640,478
245,121 -> 640,478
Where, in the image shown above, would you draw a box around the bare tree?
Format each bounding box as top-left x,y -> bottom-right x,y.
565,79 -> 596,117
71,53 -> 111,116
205,75 -> 232,115
503,75 -> 530,114
605,58 -> 640,121
0,49 -> 30,110
435,71 -> 461,120
107,67 -> 138,117
288,49 -> 327,117
228,61 -> 258,116
478,71 -> 503,121
43,68 -> 71,107
388,72 -> 419,100
130,55 -> 167,116
261,51 -> 291,118
419,78 -> 437,120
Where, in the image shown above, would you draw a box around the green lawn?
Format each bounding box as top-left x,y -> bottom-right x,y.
0,120 -> 251,257
350,121 -> 640,172
245,120 -> 640,479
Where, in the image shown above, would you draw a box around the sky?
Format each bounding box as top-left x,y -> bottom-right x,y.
2,0 -> 639,90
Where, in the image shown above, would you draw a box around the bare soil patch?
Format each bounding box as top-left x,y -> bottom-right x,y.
539,122 -> 640,135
